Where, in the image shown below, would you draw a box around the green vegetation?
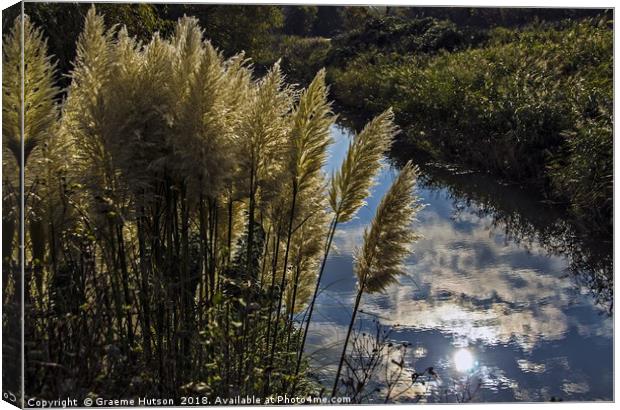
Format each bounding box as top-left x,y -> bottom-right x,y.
2,4 -> 613,403
3,8 -> 421,401
327,16 -> 487,65
268,35 -> 332,87
20,2 -> 285,88
165,3 -> 284,63
326,16 -> 612,234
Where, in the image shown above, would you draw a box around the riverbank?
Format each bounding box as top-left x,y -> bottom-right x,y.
271,14 -> 612,237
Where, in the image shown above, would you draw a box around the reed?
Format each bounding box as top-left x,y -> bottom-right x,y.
267,69 -> 334,384
294,108 -> 397,381
7,7 -> 426,400
331,162 -> 422,397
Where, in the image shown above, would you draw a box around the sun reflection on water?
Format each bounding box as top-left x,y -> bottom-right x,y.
454,348 -> 476,373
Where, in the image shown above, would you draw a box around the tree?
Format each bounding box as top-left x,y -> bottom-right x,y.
314,6 -> 346,37
283,6 -> 318,36
24,2 -> 170,88
160,4 -> 284,61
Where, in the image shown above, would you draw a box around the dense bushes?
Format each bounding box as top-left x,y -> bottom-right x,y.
269,15 -> 487,86
549,108 -> 612,229
328,18 -> 612,232
327,16 -> 487,66
265,35 -> 332,85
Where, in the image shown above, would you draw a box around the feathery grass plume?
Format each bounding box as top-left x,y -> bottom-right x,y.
170,16 -> 204,98
221,53 -> 252,117
220,59 -> 254,251
329,108 -> 397,223
239,60 -> 293,168
289,68 -> 335,191
61,6 -> 115,187
235,61 -> 293,275
236,61 -> 292,204
293,109 -> 398,384
2,15 -> 59,167
1,17 -> 22,167
67,6 -> 114,105
266,70 -> 334,379
107,24 -> 191,196
332,161 -> 422,397
173,36 -> 236,199
278,68 -> 334,317
355,162 -> 422,292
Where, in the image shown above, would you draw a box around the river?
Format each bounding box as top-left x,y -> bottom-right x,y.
304,123 -> 613,403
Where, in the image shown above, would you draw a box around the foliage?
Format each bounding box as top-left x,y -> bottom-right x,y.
162,4 -> 284,64
283,6 -> 318,36
327,16 -> 487,67
268,35 -> 332,85
313,6 -> 346,37
401,7 -> 609,29
328,17 -> 612,233
5,4 -> 610,403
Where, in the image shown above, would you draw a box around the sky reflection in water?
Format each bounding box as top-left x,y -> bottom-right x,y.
306,124 -> 613,403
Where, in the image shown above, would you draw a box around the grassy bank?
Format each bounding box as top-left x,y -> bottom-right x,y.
324,17 -> 612,233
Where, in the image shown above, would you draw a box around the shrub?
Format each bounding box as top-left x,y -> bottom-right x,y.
267,35 -> 331,85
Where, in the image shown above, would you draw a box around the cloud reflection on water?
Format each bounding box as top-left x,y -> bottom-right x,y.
333,198 -> 580,352
313,125 -> 612,402
315,177 -> 612,400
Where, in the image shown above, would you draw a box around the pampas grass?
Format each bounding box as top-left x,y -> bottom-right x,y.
266,68 -> 335,394
329,108 -> 397,223
294,108 -> 398,380
3,15 -> 58,167
11,6 -> 430,399
331,161 -> 422,397
355,162 -> 422,293
288,69 -> 335,191
2,15 -> 59,314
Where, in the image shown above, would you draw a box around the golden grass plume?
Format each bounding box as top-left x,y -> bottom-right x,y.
329,108 -> 397,223
355,161 -> 423,293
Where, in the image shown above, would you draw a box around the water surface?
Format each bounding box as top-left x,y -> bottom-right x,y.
305,124 -> 613,403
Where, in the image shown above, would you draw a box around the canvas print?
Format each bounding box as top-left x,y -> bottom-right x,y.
1,1 -> 613,406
